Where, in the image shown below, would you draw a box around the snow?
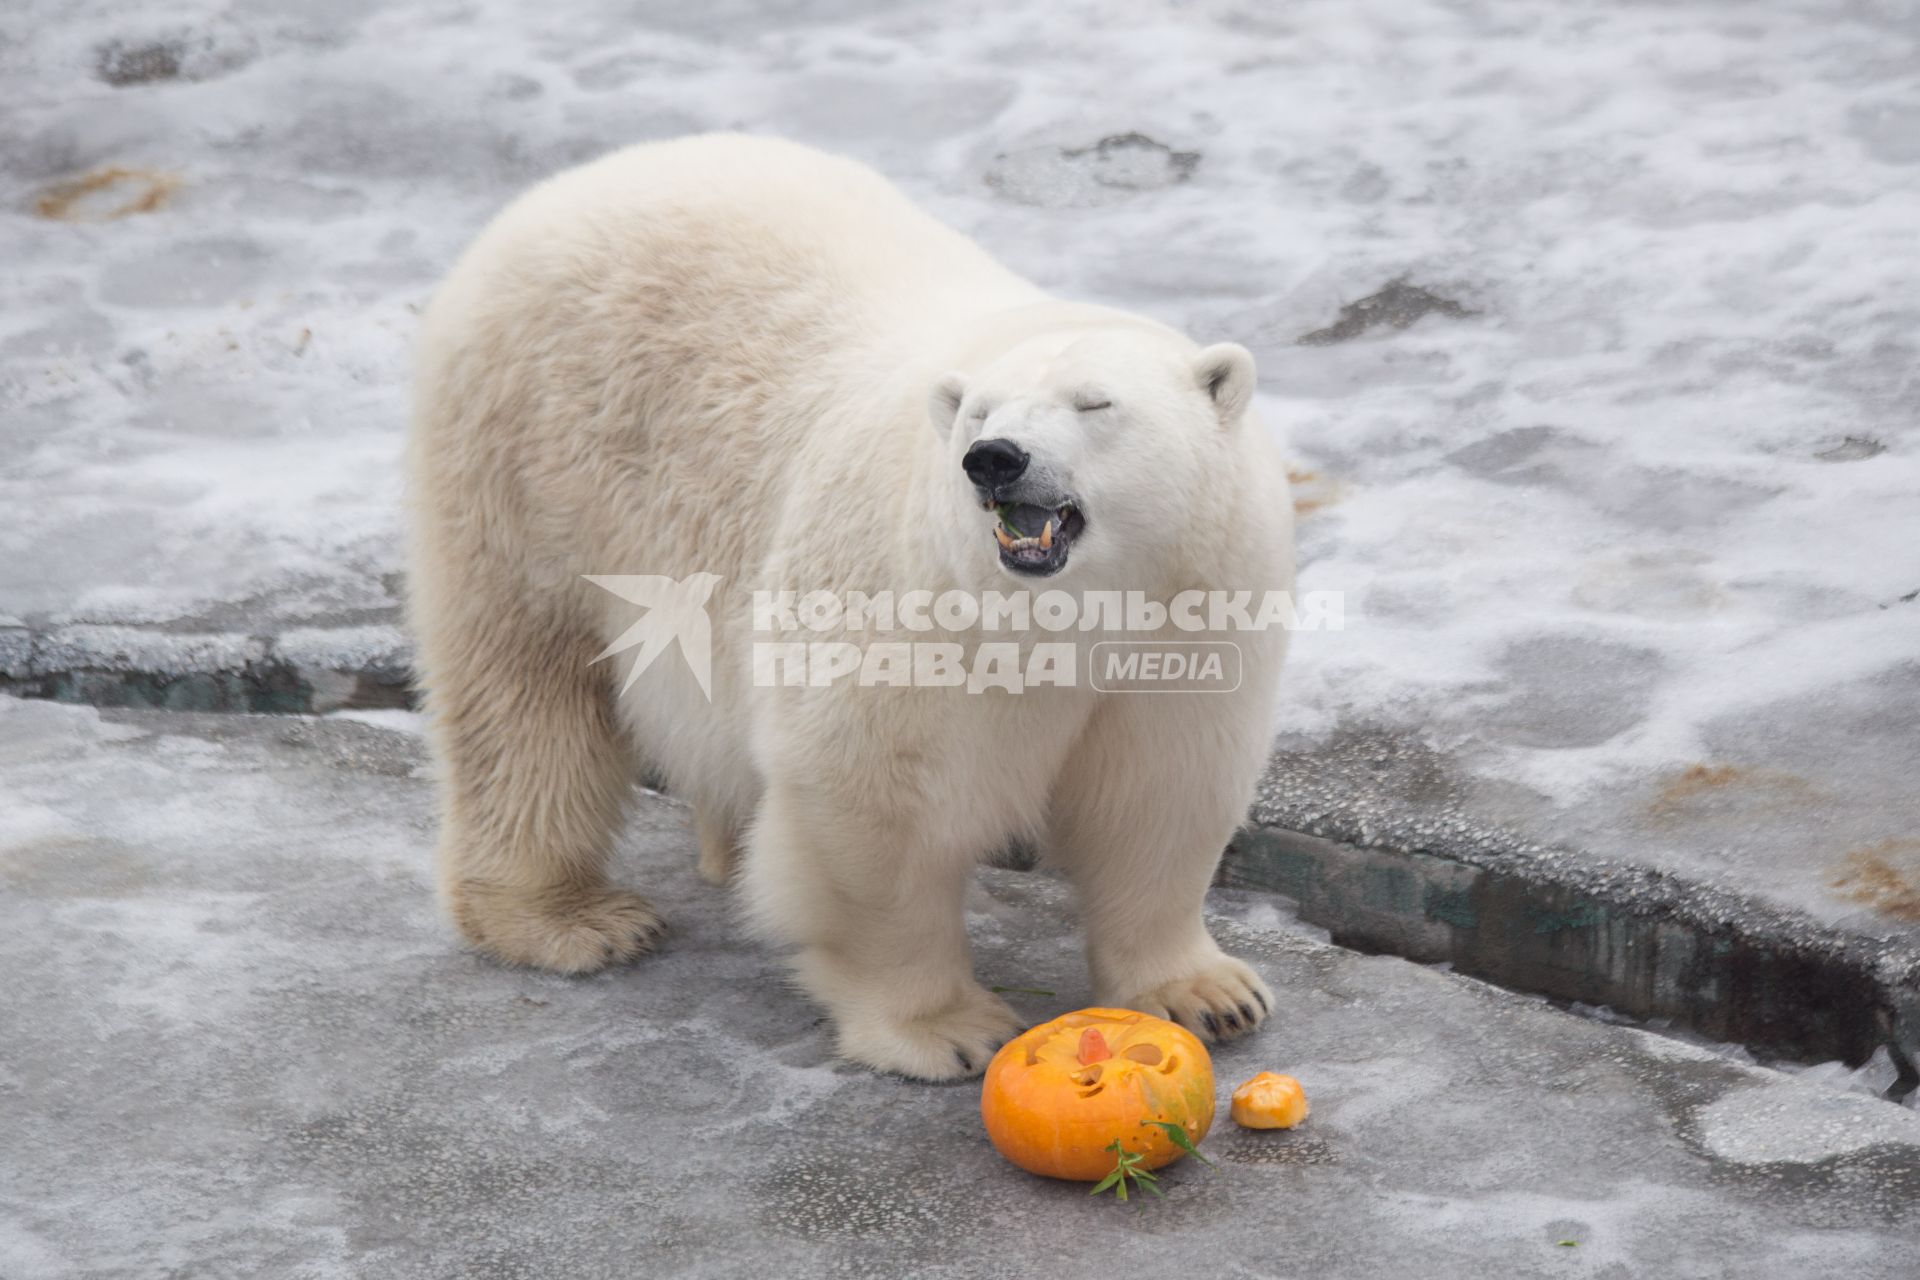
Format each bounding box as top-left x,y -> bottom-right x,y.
322,706 -> 427,736
1584,1006 -> 1917,1110
1696,1077 -> 1920,1166
3,2 -> 1917,918
1789,1046 -> 1911,1104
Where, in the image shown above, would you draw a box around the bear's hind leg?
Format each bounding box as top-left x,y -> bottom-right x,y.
422,606 -> 663,974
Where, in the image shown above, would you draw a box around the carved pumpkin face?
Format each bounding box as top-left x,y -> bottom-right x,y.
980,1007 -> 1216,1181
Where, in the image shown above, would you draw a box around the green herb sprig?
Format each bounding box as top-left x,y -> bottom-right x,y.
1088,1140 -> 1161,1202
1088,1122 -> 1217,1203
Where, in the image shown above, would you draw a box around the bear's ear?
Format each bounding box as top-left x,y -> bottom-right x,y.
928,372 -> 968,438
1193,343 -> 1256,427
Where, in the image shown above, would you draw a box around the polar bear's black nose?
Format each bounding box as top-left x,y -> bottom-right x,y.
962,438 -> 1030,491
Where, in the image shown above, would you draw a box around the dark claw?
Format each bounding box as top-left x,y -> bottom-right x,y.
1239,1002 -> 1257,1025
1223,1010 -> 1241,1032
1200,1011 -> 1220,1037
1254,990 -> 1270,1014
956,1051 -> 973,1073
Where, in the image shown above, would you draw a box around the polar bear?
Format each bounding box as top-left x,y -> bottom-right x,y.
407,134 -> 1293,1080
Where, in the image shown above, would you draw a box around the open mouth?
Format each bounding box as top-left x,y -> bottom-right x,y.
986,498 -> 1085,577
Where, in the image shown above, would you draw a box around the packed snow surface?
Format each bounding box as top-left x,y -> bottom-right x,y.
4,1 -> 1917,919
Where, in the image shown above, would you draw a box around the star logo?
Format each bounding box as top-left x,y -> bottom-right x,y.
584,573 -> 724,701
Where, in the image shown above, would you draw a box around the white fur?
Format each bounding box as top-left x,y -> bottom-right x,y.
407,134 -> 1293,1079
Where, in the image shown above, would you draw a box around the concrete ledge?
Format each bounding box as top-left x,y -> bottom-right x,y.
1242,729 -> 1920,1092
0,622 -> 411,715
1221,825 -> 1920,1083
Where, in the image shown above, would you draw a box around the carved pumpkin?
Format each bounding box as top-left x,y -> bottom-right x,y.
1230,1071 -> 1309,1129
980,1007 -> 1215,1181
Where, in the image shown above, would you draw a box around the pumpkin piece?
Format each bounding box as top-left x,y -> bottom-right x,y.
980,1008 -> 1215,1181
1230,1071 -> 1309,1129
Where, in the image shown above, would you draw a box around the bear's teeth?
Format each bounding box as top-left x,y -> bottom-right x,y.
994,525 -> 1015,550
1040,520 -> 1053,550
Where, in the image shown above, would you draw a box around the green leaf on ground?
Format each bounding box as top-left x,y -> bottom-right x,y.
1144,1120 -> 1217,1169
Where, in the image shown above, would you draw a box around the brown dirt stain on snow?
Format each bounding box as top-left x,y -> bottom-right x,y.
36,167 -> 179,221
1830,840 -> 1920,922
1647,762 -> 1823,823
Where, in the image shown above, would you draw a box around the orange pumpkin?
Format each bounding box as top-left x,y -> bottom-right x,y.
980,1007 -> 1215,1181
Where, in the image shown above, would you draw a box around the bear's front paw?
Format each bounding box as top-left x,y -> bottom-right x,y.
835,987 -> 1026,1082
449,880 -> 665,975
1117,956 -> 1274,1043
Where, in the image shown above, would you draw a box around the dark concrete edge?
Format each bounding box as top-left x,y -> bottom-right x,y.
8,625 -> 1917,1095
0,625 -> 413,715
1220,824 -> 1920,1096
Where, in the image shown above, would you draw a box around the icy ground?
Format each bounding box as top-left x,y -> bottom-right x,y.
2,0 -> 1918,929
4,697 -> 1919,1278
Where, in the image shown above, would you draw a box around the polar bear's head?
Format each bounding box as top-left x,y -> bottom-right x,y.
928,325 -> 1257,586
